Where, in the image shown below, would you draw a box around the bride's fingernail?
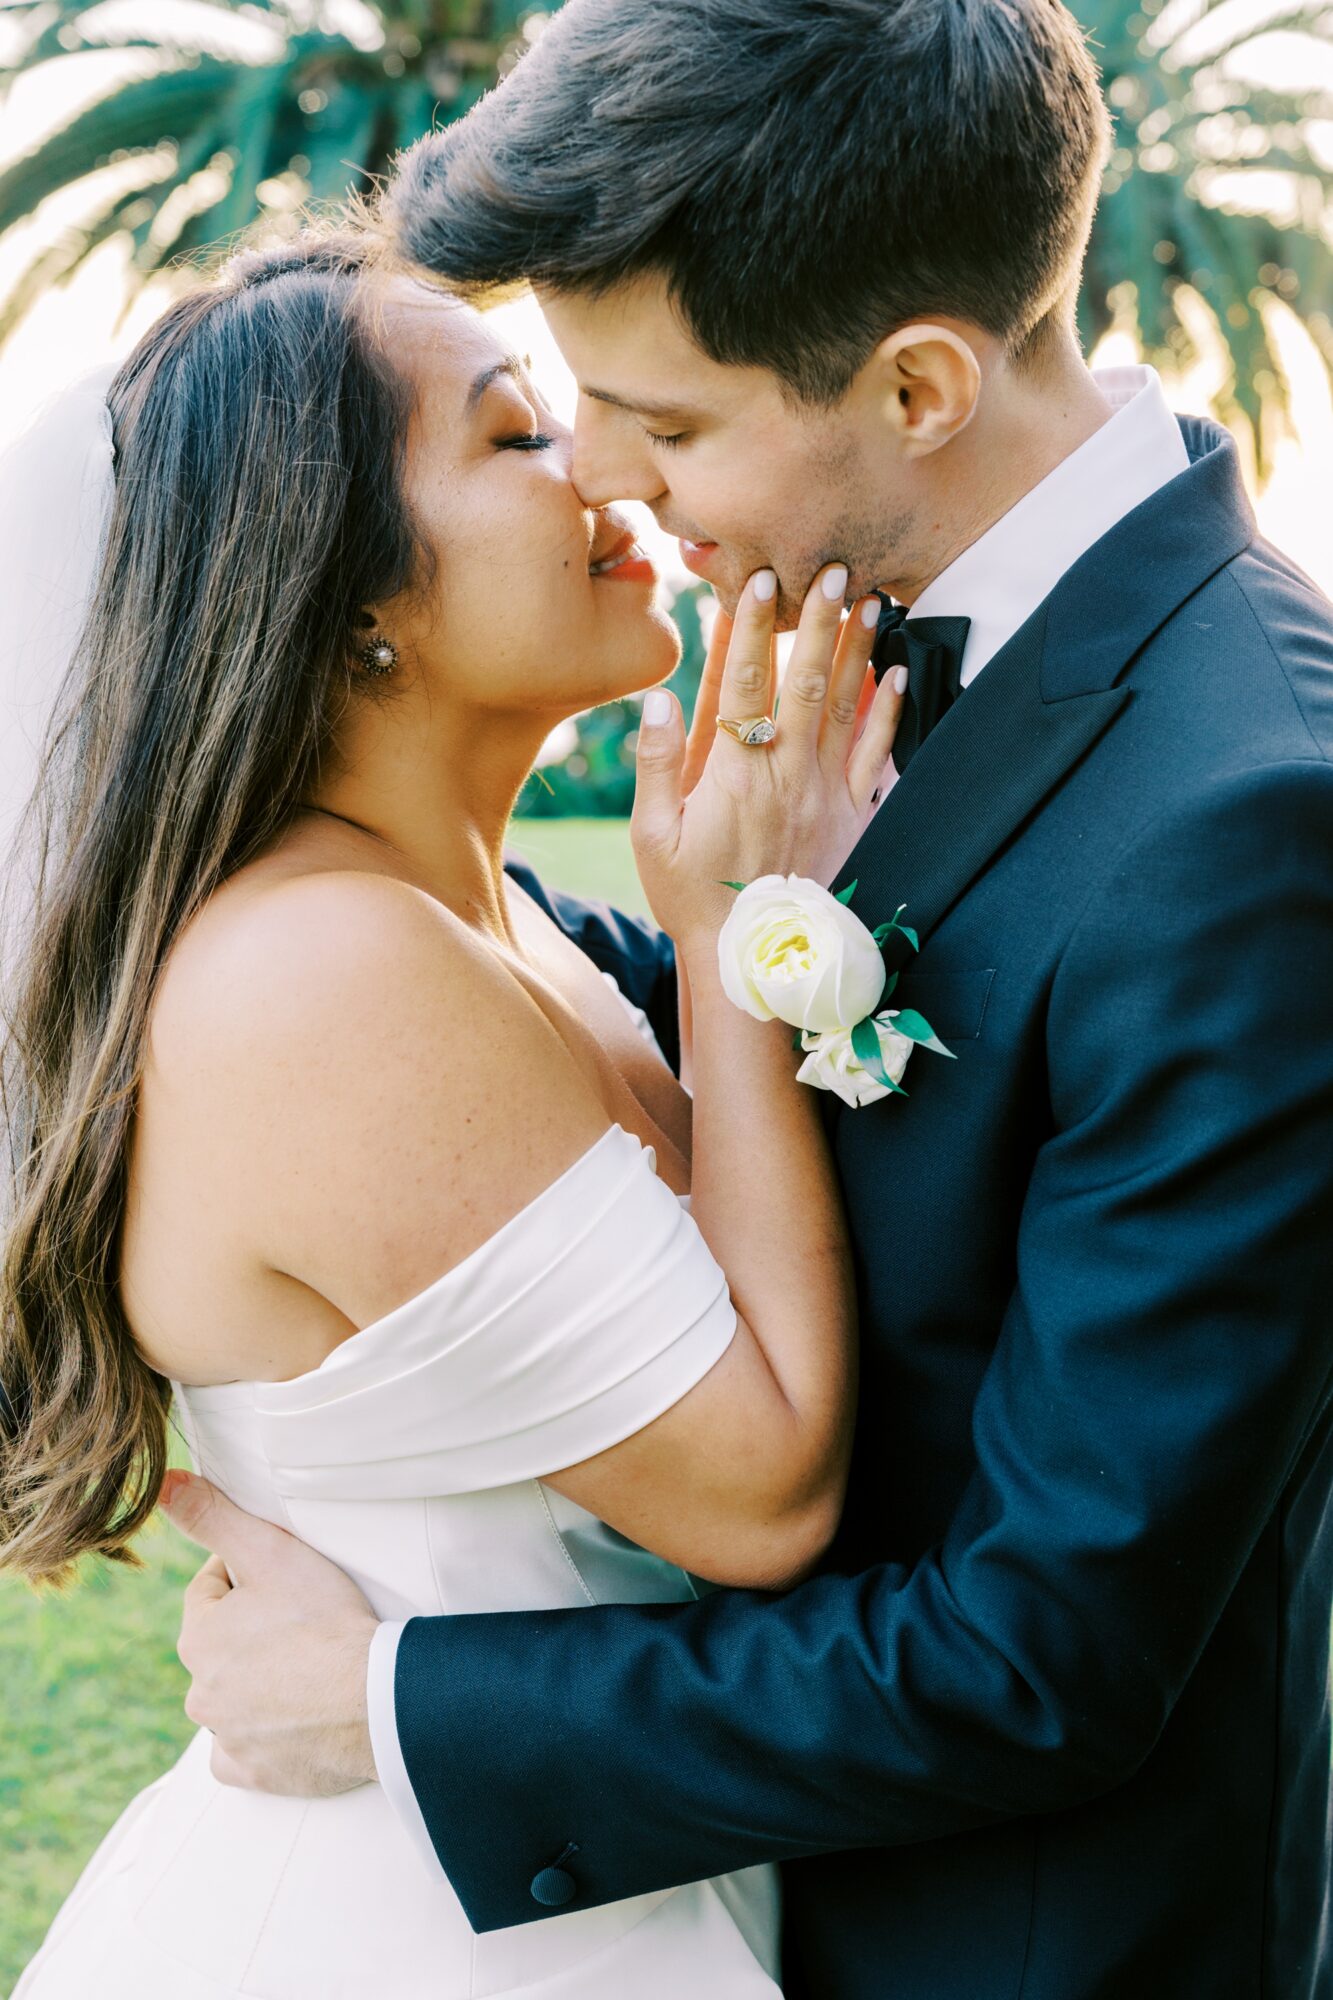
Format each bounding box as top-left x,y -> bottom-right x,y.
821,565 -> 849,601
892,666 -> 909,695
859,597 -> 881,629
752,570 -> 777,602
643,688 -> 672,726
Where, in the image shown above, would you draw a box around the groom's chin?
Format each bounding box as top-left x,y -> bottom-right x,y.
773,589 -> 813,631
710,579 -> 803,631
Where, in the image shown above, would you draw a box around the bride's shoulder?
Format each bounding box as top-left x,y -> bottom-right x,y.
154,868 -> 509,1061
142,867 -> 612,1326
147,865 -> 602,1151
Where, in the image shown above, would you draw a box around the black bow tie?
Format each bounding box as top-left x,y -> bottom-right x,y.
872,598 -> 972,773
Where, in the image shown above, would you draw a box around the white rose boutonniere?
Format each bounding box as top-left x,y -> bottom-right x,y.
717,874 -> 955,1106
795,1015 -> 916,1108
716,873 -> 888,1034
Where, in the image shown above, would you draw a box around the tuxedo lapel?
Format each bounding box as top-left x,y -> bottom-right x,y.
839,418 -> 1256,967
845,610 -> 1127,970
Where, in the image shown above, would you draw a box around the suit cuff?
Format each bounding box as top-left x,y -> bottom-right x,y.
366,1618 -> 444,1881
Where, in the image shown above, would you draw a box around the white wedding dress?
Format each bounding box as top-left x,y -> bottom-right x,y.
15,1110 -> 782,1998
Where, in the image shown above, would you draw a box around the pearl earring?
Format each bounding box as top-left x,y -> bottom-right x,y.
358,635 -> 398,677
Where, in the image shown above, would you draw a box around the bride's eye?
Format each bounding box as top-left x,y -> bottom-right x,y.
497,431 -> 554,452
644,428 -> 687,450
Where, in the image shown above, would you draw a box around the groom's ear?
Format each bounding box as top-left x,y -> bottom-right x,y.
873,323 -> 982,457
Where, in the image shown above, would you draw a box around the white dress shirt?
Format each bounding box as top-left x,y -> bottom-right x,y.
365,364 -> 1192,1867
912,363 -> 1189,686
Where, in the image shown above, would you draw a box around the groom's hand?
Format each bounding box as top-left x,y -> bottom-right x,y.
159,1470 -> 380,1797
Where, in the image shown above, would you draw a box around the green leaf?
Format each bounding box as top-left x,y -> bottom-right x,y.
871,924 -> 891,943
897,924 -> 920,953
887,1009 -> 955,1059
0,60 -> 242,240
0,13 -> 515,342
850,1015 -> 908,1095
1068,0 -> 1333,476
719,880 -> 746,892
883,970 -> 899,1000
835,880 -> 858,906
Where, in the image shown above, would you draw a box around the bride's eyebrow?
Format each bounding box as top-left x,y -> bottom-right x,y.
465,355 -> 528,412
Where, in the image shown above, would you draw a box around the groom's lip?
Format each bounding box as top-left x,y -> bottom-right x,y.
678,537 -> 720,578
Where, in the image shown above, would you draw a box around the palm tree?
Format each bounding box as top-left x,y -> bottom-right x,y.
0,0 -> 534,338
2,0 -> 1330,444
1073,0 -> 1333,444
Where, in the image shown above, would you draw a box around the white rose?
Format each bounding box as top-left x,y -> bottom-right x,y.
717,875 -> 887,1034
796,1014 -> 915,1108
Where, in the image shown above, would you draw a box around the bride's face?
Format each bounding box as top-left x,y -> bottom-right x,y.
369,278 -> 680,719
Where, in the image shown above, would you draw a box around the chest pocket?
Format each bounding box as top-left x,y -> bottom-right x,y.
891,966 -> 996,1042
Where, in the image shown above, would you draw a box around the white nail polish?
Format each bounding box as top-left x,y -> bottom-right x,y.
643,688 -> 672,725
822,565 -> 849,601
893,666 -> 909,695
860,597 -> 881,629
752,570 -> 777,602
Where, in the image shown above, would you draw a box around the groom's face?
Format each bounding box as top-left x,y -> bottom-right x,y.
538,276 -> 916,625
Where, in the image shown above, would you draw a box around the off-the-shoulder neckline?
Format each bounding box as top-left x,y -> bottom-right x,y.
171,1124 -> 658,1406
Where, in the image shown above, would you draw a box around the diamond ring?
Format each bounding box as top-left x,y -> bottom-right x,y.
716,715 -> 777,748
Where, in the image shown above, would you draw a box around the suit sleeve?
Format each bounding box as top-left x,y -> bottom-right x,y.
502,854 -> 679,1075
404,764 -> 1333,1931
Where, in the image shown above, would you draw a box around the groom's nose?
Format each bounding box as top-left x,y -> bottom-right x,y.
570,396 -> 668,511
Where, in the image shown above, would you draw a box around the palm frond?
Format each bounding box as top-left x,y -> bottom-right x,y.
1073,0 -> 1333,465
0,2 -> 531,328
0,60 -> 241,239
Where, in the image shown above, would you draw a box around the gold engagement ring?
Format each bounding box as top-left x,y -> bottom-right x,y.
716,715 -> 778,747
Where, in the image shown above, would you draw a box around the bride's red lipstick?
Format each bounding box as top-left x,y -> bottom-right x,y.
598,554 -> 657,584
589,529 -> 657,586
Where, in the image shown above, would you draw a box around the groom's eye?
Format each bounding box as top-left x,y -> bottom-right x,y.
497,431 -> 555,452
644,427 -> 687,450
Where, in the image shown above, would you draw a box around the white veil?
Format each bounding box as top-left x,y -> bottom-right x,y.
0,365 -> 117,965
0,364 -> 118,858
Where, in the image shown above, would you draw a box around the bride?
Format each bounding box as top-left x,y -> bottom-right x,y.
2,221 -> 903,1997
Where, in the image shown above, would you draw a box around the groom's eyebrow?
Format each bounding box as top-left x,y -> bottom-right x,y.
582,386 -> 698,424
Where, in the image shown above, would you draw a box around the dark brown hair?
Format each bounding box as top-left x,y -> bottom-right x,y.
387,0 -> 1111,403
0,224 -> 423,1585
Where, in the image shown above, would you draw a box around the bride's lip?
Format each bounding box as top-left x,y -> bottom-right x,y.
678,537 -> 719,579
589,530 -> 657,585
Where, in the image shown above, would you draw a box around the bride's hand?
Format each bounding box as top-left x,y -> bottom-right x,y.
633,565 -> 906,948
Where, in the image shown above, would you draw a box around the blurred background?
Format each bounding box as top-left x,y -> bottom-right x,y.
0,0 -> 1330,1983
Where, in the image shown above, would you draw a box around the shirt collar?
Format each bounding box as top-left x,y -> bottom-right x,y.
908,365 -> 1191,688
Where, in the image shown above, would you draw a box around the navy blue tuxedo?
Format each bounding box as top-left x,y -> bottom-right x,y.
401,417 -> 1333,1998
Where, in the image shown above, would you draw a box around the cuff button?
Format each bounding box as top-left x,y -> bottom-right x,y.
530,1842 -> 580,1907
530,1866 -> 576,1907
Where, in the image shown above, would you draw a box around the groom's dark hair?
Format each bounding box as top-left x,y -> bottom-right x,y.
387,0 -> 1110,402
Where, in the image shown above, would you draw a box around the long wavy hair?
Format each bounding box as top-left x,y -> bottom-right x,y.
0,224 -> 425,1585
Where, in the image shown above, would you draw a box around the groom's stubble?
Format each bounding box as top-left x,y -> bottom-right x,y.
705,415 -> 925,625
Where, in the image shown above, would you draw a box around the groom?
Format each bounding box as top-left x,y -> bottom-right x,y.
161,1 -> 1333,1993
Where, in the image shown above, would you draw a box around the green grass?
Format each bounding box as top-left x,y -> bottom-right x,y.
507,815 -> 646,916
0,817 -> 641,1994
0,1511 -> 200,1990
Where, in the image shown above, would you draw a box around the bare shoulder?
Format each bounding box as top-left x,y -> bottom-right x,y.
147,869 -> 611,1324
154,869 -> 496,1057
